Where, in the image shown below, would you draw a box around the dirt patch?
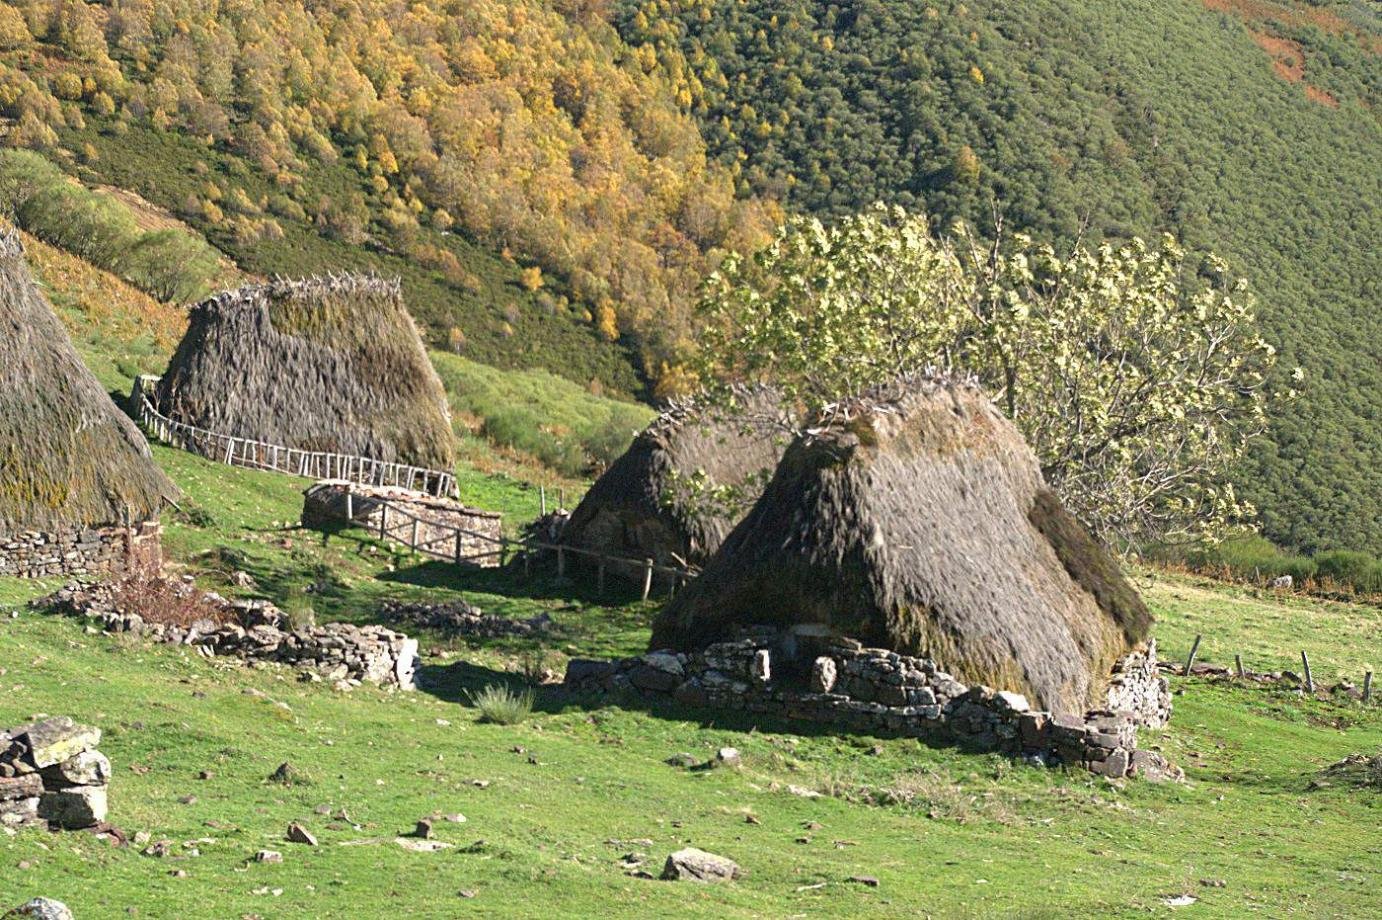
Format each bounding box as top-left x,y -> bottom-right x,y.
1203,0 -> 1379,47
94,185 -> 189,234
1251,30 -> 1306,82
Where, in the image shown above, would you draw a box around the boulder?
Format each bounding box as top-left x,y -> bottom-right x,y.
661,847 -> 741,882
40,751 -> 110,787
37,786 -> 107,828
9,718 -> 101,770
3,899 -> 74,920
810,657 -> 838,694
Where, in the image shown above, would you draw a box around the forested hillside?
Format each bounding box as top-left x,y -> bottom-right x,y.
614,0 -> 1382,554
0,0 -> 1378,553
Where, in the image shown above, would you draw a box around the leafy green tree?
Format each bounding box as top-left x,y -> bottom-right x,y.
695,206 -> 1292,546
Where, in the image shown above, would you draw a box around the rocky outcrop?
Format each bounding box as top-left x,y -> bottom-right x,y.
1,718 -> 110,831
564,628 -> 1179,781
41,581 -> 417,690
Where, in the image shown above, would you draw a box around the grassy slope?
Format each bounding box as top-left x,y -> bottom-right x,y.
1,444 -> 1380,917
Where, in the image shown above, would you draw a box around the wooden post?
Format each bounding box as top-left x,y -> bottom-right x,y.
1364,671 -> 1373,704
454,530 -> 463,564
557,546 -> 566,578
224,438 -> 234,464
641,558 -> 654,602
1183,634 -> 1202,676
523,549 -> 531,579
345,489 -> 354,522
597,561 -> 606,596
1235,654 -> 1244,679
540,486 -> 547,516
379,503 -> 389,540
1301,650 -> 1314,694
558,488 -> 565,511
411,518 -> 420,554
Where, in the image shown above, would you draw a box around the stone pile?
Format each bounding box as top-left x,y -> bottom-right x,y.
1,717 -> 110,831
378,599 -> 551,639
564,629 -> 1179,781
41,581 -> 417,690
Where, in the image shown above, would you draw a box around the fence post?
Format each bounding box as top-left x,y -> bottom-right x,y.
598,561 -> 606,596
540,485 -> 547,516
345,489 -> 354,522
1183,634 -> 1202,676
379,503 -> 388,540
1301,651 -> 1314,694
1235,654 -> 1244,679
557,546 -> 566,578
641,558 -> 654,602
224,438 -> 234,464
523,547 -> 531,579
454,530 -> 463,565
411,518 -> 420,554
1364,671 -> 1373,705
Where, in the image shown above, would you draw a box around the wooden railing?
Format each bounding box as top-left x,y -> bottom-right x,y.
132,377 -> 456,498
322,485 -> 698,600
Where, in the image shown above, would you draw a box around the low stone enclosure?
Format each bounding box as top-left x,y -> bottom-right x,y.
0,522 -> 162,579
42,579 -> 417,690
302,481 -> 504,568
378,598 -> 552,639
565,628 -> 1178,781
2,717 -> 110,831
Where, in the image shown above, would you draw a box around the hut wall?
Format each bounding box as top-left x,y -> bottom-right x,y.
0,521 -> 162,579
564,630 -> 1176,781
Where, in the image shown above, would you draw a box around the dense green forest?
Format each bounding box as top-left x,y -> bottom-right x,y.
615,0 -> 1382,555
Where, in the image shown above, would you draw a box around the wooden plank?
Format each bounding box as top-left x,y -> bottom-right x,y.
641,558 -> 654,601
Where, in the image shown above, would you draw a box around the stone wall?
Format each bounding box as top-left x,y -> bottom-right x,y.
302,483 -> 503,567
0,521 -> 162,579
564,628 -> 1178,781
43,582 -> 418,691
1,717 -> 110,831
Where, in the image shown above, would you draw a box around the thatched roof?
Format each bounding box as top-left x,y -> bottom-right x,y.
651,374 -> 1152,714
155,275 -> 455,472
559,386 -> 789,571
0,230 -> 174,536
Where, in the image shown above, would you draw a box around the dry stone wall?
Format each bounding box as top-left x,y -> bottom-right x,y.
564,628 -> 1177,781
0,522 -> 161,579
43,582 -> 417,691
1,717 -> 110,831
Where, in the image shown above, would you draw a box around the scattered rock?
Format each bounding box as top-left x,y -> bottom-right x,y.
267,763 -> 304,786
285,823 -> 317,846
660,847 -> 741,883
664,753 -> 697,768
715,747 -> 742,768
414,819 -> 434,840
1200,879 -> 1226,888
254,850 -> 282,864
847,875 -> 880,887
395,837 -> 452,852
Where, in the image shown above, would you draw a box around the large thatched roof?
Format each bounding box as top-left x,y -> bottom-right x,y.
0,230 -> 174,536
651,375 -> 1152,714
155,275 -> 454,471
559,387 -> 789,571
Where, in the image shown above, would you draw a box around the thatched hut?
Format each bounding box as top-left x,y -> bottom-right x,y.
0,229 -> 174,576
154,275 -> 454,473
558,387 -> 788,577
651,375 -> 1152,714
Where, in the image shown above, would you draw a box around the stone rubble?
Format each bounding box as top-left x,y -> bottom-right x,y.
564,629 -> 1178,781
40,581 -> 417,690
378,599 -> 551,639
1,717 -> 110,831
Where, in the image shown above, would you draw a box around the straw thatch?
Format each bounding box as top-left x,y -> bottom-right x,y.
651,374 -> 1152,714
155,275 -> 454,471
559,387 -> 789,572
0,229 -> 174,536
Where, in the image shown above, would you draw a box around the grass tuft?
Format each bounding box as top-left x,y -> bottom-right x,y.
467,684 -> 535,725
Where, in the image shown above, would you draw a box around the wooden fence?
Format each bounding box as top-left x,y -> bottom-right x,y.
131,377 -> 456,498
324,486 -> 697,601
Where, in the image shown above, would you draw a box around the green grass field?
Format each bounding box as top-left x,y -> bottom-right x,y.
2,442 -> 1380,918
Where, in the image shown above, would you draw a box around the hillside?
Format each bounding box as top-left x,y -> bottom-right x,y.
615,0 -> 1382,554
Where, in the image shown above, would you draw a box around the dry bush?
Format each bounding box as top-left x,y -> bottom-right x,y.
106,573 -> 236,628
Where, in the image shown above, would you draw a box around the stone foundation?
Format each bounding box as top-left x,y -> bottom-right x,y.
302,483 -> 503,567
0,521 -> 162,579
1,717 -> 110,831
564,629 -> 1178,781
43,581 -> 418,690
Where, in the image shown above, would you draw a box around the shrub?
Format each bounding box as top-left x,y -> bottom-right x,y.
1314,550 -> 1382,593
467,684 -> 534,725
106,573 -> 235,629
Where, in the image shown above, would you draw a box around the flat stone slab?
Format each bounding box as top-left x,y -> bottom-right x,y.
7,718 -> 101,770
